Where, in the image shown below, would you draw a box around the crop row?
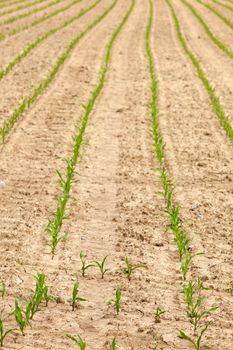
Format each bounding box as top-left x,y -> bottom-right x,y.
0,0 -> 101,81
0,0 -> 32,10
210,0 -> 233,12
146,0 -> 218,348
0,0 -> 83,41
46,0 -> 133,256
0,0 -> 118,142
0,0 -> 66,25
195,0 -> 233,30
0,0 -> 51,18
179,0 -> 233,59
166,0 -> 233,144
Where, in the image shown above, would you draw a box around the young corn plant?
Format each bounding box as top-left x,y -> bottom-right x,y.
0,318 -> 15,347
182,280 -> 217,331
14,300 -> 31,336
181,253 -> 203,281
226,282 -> 233,295
179,323 -> 209,350
154,307 -> 166,323
28,272 -> 52,319
93,256 -> 110,279
47,162 -> 73,257
80,252 -> 95,277
0,282 -> 6,298
111,337 -> 117,350
66,334 -> 86,349
169,206 -> 188,261
35,273 -> 51,307
71,282 -> 86,311
153,346 -> 164,350
181,253 -> 193,281
115,288 -> 121,315
121,257 -> 146,281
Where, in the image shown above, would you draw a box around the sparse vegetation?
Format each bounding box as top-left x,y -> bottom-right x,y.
67,334 -> 86,349
71,282 -> 86,311
115,288 -> 121,315
93,256 -> 110,279
154,307 -> 166,323
80,252 -> 95,277
121,257 -> 146,281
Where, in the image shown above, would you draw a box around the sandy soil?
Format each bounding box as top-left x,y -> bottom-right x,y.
0,0 -> 232,349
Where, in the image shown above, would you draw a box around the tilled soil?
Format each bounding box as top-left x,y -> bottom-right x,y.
0,0 -> 232,349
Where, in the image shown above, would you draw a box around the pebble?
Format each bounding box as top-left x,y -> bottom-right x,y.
0,180 -> 5,188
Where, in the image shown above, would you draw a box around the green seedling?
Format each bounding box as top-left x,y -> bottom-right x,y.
226,282 -> 233,295
179,323 -> 209,350
29,272 -> 52,319
67,334 -> 86,349
154,307 -> 166,323
0,318 -> 15,347
115,288 -> 121,315
80,252 -> 95,277
182,280 -> 217,330
111,337 -> 117,350
121,257 -> 147,281
181,253 -> 192,281
0,282 -> 6,298
14,300 -> 31,335
35,273 -> 51,307
153,346 -> 164,350
71,282 -> 86,311
93,256 -> 110,279
181,252 -> 203,281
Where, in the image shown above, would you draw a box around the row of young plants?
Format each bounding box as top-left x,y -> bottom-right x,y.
67,253 -> 164,350
0,0 -> 50,18
210,0 -> 233,12
0,0 -> 102,81
47,0 -> 135,257
179,0 -> 233,59
195,0 -> 233,30
0,0 -> 31,10
165,0 -> 233,144
0,0 -> 66,25
146,0 -> 218,349
0,0 -> 119,143
0,0 -> 83,41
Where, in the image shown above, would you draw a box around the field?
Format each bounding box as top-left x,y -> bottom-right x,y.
0,0 -> 232,348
